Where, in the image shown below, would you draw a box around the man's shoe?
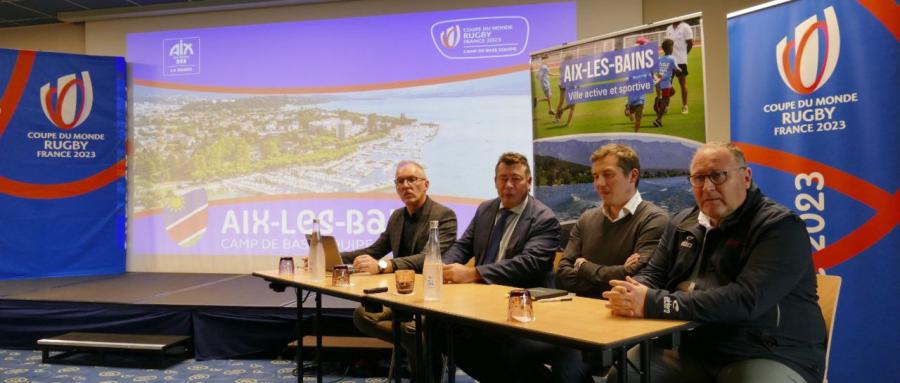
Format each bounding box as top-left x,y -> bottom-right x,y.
681,105 -> 688,114
652,119 -> 662,127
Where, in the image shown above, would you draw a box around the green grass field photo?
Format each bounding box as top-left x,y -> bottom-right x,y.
532,49 -> 705,143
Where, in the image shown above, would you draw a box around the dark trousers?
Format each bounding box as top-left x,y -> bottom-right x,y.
440,322 -> 509,383
353,306 -> 443,381
503,337 -> 593,383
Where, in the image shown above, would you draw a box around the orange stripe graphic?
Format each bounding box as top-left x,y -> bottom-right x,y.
735,142 -> 900,269
0,50 -> 36,137
858,0 -> 900,42
813,190 -> 899,269
0,159 -> 126,199
134,193 -> 483,219
133,64 -> 529,94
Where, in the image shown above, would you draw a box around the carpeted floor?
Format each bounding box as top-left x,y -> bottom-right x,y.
0,349 -> 475,383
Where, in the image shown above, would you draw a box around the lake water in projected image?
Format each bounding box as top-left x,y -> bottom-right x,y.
319,90 -> 532,199
532,133 -> 701,221
536,176 -> 696,222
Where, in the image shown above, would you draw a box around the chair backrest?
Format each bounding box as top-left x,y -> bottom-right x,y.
816,274 -> 841,383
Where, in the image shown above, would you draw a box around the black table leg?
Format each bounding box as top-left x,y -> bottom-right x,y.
424,315 -> 434,383
295,287 -> 303,383
392,311 -> 402,383
447,324 -> 455,383
615,346 -> 627,383
641,340 -> 651,383
315,292 -> 322,383
415,314 -> 424,382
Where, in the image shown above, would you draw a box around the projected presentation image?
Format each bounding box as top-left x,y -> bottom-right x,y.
531,16 -> 705,142
127,3 -> 576,260
131,92 -> 439,207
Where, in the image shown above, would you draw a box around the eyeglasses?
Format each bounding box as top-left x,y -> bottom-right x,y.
687,167 -> 746,187
394,176 -> 425,186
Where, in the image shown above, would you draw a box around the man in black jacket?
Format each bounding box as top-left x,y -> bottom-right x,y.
604,142 -> 826,383
340,160 -> 457,378
339,160 -> 457,272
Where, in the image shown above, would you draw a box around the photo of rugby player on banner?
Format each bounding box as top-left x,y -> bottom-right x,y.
531,14 -> 707,222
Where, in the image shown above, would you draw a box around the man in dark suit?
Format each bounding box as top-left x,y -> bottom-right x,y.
441,152 -> 560,286
340,160 -> 457,376
440,152 -> 561,382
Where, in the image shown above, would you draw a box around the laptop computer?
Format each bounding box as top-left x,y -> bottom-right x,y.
305,235 -> 344,270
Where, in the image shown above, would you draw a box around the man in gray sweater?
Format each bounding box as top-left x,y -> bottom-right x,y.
555,143 -> 670,297
505,143 -> 669,383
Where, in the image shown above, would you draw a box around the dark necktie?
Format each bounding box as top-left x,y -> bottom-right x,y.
483,208 -> 513,264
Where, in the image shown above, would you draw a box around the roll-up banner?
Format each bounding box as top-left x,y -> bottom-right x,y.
0,49 -> 127,279
728,1 -> 899,381
531,14 -> 707,221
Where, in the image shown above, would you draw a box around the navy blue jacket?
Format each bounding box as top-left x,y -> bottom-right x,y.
635,185 -> 826,383
442,195 -> 560,288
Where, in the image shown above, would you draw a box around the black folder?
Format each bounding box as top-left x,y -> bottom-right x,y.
526,287 -> 569,301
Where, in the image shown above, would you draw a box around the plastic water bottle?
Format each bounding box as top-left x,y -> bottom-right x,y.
308,219 -> 326,281
423,220 -> 442,301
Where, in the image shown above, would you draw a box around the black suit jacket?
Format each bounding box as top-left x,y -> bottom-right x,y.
442,195 -> 560,288
340,197 -> 457,272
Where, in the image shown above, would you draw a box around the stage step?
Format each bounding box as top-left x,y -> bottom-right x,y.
289,336 -> 392,350
38,332 -> 191,368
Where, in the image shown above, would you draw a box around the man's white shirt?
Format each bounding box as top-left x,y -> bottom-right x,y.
602,191 -> 642,223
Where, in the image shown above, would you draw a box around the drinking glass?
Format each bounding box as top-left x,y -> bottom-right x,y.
508,289 -> 534,322
395,269 -> 415,295
332,264 -> 351,287
278,257 -> 294,276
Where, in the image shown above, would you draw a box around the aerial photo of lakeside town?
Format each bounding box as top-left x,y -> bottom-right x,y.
131,91 -> 438,211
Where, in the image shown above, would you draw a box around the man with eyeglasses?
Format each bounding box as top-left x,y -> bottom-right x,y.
439,152 -> 561,382
603,142 -> 825,383
340,160 -> 457,377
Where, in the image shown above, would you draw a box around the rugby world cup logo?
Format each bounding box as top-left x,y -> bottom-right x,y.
163,189 -> 209,248
441,25 -> 461,49
776,6 -> 840,95
39,71 -> 94,130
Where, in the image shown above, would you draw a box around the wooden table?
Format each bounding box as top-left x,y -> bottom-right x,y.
253,270 -> 694,383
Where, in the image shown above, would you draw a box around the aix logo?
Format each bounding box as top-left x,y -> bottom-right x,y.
776,6 -> 840,95
168,39 -> 194,64
39,71 -> 93,130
